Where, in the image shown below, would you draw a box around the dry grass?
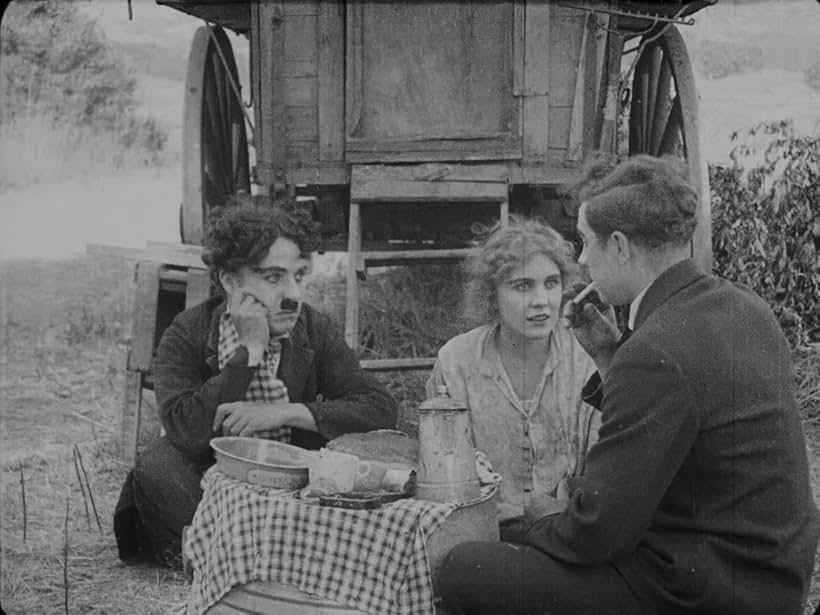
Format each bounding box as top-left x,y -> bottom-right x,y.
0,255 -> 187,614
1,255 -> 818,613
0,115 -> 165,191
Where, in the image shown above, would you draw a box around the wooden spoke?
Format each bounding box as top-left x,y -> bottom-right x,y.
626,26 -> 712,271
181,26 -> 250,245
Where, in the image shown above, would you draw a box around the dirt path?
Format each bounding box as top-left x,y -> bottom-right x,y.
0,165 -> 182,261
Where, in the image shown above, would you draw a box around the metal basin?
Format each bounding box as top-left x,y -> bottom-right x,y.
210,436 -> 313,489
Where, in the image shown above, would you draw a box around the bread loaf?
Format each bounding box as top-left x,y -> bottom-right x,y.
325,429 -> 418,467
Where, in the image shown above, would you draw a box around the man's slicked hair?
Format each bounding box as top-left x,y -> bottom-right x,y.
579,154 -> 698,249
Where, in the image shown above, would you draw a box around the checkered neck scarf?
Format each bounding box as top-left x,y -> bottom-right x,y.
217,312 -> 291,443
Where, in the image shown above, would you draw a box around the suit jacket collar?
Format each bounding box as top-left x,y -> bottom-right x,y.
633,259 -> 706,331
205,300 -> 315,396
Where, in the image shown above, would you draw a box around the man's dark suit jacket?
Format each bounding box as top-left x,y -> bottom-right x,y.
524,259 -> 819,615
154,295 -> 398,458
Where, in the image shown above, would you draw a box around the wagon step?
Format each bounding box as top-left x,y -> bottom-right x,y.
358,247 -> 475,271
345,165 -> 509,369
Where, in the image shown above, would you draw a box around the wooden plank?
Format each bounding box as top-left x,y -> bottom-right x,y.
259,1 -> 286,186
283,76 -> 316,107
318,0 -> 344,161
185,269 -> 212,309
362,248 -> 476,264
282,0 -> 317,16
344,149 -> 521,165
283,60 -> 317,78
287,164 -> 347,185
507,163 -> 581,186
353,163 -> 511,183
549,6 -> 585,107
286,106 -> 318,142
345,2 -> 364,139
121,370 -> 143,465
360,358 -> 436,372
87,243 -> 206,270
548,106 -> 572,150
129,261 -> 162,372
512,0 -> 525,96
351,179 -> 508,202
344,201 -> 361,350
286,140 -> 319,164
284,14 -> 317,62
523,1 -> 551,160
566,12 -> 590,162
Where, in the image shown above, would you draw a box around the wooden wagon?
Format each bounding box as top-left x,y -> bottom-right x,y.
118,0 -> 715,461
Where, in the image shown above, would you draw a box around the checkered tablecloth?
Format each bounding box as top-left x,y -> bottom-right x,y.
184,460 -> 499,615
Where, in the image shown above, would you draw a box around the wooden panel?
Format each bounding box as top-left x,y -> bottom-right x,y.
566,13 -> 590,162
286,106 -> 318,142
284,76 -> 316,107
512,0 -> 525,96
286,163 -> 347,185
549,6 -> 586,108
285,14 -> 317,62
286,140 -> 319,164
318,0 -> 344,161
345,149 -> 521,165
523,1 -> 551,160
346,3 -> 519,158
353,163 -> 511,183
269,1 -> 287,186
253,2 -> 282,186
284,61 -> 317,78
548,106 -> 572,150
351,180 -> 508,202
129,261 -> 162,372
122,371 -> 143,465
282,0 -> 318,16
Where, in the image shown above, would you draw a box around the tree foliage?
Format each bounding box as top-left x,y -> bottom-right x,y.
0,0 -> 164,154
710,121 -> 819,347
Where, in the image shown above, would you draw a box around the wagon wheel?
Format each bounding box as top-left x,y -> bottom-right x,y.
181,26 -> 250,245
626,26 -> 712,270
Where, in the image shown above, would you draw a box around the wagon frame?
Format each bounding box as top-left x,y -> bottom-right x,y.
118,0 -> 715,463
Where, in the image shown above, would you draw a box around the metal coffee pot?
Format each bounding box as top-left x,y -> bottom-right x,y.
415,385 -> 481,503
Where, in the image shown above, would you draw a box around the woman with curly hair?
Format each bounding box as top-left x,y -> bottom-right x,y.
426,215 -> 599,527
114,195 -> 397,569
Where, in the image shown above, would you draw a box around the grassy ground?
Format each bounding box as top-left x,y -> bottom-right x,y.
0,255 -> 818,613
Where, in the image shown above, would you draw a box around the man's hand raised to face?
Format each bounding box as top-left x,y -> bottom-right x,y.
562,282 -> 620,379
228,289 -> 269,364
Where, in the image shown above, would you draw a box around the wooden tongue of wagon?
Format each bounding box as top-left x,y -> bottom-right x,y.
115,0 -> 715,463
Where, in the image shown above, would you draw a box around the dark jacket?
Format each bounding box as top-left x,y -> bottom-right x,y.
154,295 -> 398,457
524,260 -> 819,615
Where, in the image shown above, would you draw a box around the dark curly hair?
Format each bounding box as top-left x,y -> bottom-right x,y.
201,194 -> 321,277
463,215 -> 579,325
578,154 -> 699,249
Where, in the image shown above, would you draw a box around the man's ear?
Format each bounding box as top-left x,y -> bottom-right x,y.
219,270 -> 239,293
611,231 -> 632,264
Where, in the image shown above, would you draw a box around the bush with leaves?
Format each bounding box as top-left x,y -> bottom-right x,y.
0,0 -> 165,161
710,121 -> 819,347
